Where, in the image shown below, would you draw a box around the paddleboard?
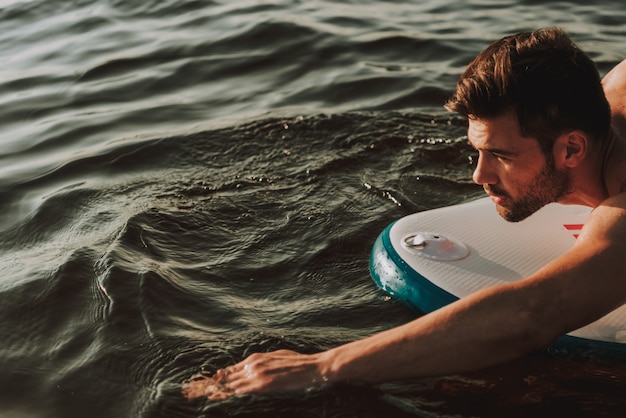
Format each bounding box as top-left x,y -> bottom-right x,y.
370,197 -> 626,352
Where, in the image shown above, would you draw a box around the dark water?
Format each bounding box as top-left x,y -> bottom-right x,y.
1,1 -> 625,417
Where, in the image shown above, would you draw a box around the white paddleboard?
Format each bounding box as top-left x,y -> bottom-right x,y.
370,197 -> 626,351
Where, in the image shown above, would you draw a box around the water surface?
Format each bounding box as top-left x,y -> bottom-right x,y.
1,1 -> 625,416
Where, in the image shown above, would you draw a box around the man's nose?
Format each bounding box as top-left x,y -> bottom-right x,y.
472,153 -> 497,185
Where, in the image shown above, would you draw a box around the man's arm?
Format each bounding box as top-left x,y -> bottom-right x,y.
325,194 -> 626,385
183,194 -> 626,399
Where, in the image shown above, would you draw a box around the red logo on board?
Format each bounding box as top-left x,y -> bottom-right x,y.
563,224 -> 584,239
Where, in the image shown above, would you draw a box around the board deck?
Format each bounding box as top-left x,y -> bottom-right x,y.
370,197 -> 626,350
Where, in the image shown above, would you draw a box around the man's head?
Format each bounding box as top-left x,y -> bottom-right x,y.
467,112 -> 573,222
445,27 -> 611,157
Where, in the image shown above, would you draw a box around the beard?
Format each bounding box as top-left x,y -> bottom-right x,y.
486,162 -> 572,223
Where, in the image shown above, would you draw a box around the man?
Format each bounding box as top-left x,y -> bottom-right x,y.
183,27 -> 626,400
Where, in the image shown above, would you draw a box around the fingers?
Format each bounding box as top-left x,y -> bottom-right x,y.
182,349 -> 311,401
182,368 -> 237,401
181,374 -> 210,400
182,360 -> 270,400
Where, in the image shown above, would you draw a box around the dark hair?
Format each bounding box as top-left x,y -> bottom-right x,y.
444,27 -> 611,156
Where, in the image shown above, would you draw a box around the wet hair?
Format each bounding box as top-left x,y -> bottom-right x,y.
444,27 -> 611,156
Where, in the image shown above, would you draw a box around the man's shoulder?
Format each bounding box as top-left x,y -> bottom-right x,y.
602,59 -> 626,90
601,190 -> 626,206
603,60 -> 626,118
582,192 -> 626,243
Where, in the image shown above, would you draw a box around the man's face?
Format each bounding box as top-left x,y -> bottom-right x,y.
468,113 -> 572,222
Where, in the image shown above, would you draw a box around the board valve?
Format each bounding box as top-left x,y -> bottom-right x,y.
402,232 -> 469,261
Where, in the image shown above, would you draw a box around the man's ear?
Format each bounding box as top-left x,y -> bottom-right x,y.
553,131 -> 588,168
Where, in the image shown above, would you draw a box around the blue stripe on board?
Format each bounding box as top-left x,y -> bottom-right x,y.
369,222 -> 457,315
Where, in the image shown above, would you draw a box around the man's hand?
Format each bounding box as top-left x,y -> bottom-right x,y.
182,349 -> 330,400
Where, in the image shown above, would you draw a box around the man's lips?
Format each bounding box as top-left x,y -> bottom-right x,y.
484,186 -> 508,204
488,193 -> 505,205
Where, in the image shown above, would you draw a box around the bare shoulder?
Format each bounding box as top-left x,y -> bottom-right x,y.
602,59 -> 626,118
579,192 -> 626,245
602,59 -> 626,90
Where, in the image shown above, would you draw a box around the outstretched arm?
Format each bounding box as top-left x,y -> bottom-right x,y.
183,195 -> 626,400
